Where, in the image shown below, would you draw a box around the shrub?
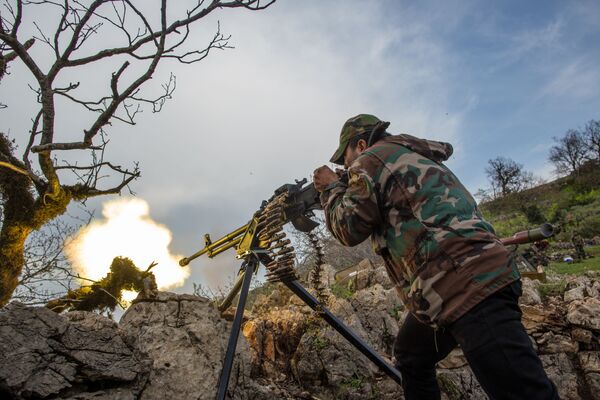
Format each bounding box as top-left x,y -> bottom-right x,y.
331,282 -> 354,299
573,189 -> 599,206
521,204 -> 546,225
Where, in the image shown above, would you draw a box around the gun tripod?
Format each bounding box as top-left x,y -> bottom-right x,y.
214,254 -> 402,400
178,181 -> 402,400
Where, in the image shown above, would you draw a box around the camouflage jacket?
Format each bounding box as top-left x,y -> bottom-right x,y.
320,134 -> 519,326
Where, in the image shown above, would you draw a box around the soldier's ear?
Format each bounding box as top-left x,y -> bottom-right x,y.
357,139 -> 368,152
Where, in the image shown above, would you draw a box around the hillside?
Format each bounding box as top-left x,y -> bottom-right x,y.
479,164 -> 600,241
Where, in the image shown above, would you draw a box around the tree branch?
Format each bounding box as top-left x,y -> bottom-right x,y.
31,140 -> 102,153
0,160 -> 30,176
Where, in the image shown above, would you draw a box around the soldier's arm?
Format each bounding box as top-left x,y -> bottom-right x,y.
320,166 -> 382,246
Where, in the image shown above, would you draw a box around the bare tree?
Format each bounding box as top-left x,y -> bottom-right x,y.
485,156 -> 527,197
0,0 -> 275,306
10,217 -> 77,305
548,129 -> 590,176
583,119 -> 600,164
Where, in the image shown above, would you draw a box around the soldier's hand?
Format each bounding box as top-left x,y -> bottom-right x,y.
313,165 -> 339,192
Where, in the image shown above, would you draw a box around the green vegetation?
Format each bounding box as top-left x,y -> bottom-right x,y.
546,245 -> 600,275
311,336 -> 329,350
331,282 -> 355,299
437,374 -> 462,400
388,305 -> 404,321
340,376 -> 363,389
538,280 -> 567,301
480,169 -> 600,240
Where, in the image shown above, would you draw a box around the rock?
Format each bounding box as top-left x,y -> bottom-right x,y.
61,388 -> 137,400
520,278 -> 541,305
291,296 -> 376,388
572,328 -> 593,344
537,331 -> 579,354
579,352 -> 600,400
349,284 -> 400,356
242,307 -> 308,378
0,293 -> 305,400
521,303 -> 568,334
0,303 -> 141,400
120,292 -> 251,400
567,298 -> 600,331
291,324 -> 374,387
436,368 -> 487,399
564,286 -> 586,302
372,266 -> 393,289
588,281 -> 600,299
540,353 -> 581,400
437,348 -> 468,369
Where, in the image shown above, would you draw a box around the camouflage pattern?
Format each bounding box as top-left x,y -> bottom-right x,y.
329,114 -> 391,165
571,231 -> 587,260
321,134 -> 519,327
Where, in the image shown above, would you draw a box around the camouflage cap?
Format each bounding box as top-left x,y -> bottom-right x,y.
329,114 -> 390,165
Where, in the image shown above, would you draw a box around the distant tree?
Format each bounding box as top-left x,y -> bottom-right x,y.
485,157 -> 528,197
474,188 -> 494,204
0,0 -> 275,306
582,119 -> 600,164
548,129 -> 589,176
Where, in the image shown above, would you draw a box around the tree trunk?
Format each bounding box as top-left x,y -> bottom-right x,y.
0,135 -> 73,305
0,222 -> 33,305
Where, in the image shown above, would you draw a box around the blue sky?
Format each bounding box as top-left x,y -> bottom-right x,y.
3,0 -> 600,291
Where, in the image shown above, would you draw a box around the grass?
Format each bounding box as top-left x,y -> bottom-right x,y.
538,280 -> 567,300
331,282 -> 355,299
388,305 -> 404,321
311,336 -> 329,350
546,245 -> 600,275
340,377 -> 363,389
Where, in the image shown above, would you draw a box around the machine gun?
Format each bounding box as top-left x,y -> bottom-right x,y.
179,177 -> 402,400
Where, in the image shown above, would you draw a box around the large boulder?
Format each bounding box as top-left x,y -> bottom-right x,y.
0,293 -> 289,400
0,302 -> 141,400
520,278 -> 542,305
540,353 -> 582,400
567,298 -> 600,331
579,352 -> 600,400
119,292 -> 252,400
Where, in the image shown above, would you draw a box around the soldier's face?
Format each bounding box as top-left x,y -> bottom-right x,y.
343,139 -> 367,169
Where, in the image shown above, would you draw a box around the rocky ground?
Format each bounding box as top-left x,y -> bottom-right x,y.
1,260 -> 599,399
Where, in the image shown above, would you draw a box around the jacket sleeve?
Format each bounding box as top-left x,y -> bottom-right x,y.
320,165 -> 382,247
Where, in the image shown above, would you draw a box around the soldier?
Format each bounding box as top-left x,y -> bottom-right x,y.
571,230 -> 587,261
313,115 -> 558,400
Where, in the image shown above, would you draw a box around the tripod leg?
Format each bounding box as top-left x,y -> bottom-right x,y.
215,258 -> 256,400
218,269 -> 245,312
284,279 -> 403,386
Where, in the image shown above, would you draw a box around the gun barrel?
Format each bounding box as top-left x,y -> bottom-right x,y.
500,223 -> 555,246
179,224 -> 248,266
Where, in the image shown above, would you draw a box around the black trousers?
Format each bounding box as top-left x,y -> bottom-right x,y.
394,281 -> 559,400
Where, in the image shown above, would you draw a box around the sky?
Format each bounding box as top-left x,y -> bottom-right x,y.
2,0 -> 600,293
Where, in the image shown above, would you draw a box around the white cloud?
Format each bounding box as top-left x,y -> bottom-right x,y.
539,58 -> 600,101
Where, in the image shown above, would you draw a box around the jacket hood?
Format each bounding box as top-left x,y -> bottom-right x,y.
383,134 -> 453,163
